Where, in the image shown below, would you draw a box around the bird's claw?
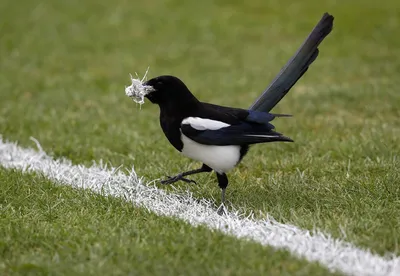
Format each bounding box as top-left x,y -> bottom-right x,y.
216,204 -> 228,216
181,177 -> 197,184
160,174 -> 197,185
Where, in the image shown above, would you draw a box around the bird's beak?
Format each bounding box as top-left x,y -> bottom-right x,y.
141,80 -> 154,103
144,89 -> 156,103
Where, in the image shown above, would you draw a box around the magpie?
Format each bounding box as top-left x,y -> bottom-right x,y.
141,13 -> 333,212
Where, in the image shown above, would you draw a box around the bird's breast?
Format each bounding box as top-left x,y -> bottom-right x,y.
159,114 -> 184,151
180,133 -> 241,173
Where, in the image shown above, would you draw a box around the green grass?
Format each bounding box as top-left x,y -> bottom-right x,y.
1,0 -> 400,272
0,168 -> 336,275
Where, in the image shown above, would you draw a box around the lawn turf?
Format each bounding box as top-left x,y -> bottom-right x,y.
0,168 -> 338,275
1,0 -> 399,262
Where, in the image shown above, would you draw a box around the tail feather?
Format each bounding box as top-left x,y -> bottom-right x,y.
250,13 -> 334,113
244,133 -> 294,144
271,113 -> 293,117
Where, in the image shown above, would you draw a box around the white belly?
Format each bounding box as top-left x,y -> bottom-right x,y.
181,134 -> 241,173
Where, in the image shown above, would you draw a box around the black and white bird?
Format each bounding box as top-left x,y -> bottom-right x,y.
140,13 -> 333,213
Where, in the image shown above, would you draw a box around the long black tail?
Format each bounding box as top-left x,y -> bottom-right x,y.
249,13 -> 334,113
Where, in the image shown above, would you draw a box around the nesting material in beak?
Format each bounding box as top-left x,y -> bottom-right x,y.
125,68 -> 154,106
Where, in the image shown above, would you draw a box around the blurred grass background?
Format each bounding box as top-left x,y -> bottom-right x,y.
1,0 -> 400,257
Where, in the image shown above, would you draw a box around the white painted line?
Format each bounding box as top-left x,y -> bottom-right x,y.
0,136 -> 399,276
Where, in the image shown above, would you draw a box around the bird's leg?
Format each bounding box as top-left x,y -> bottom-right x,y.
161,164 -> 212,185
216,173 -> 229,215
221,188 -> 226,205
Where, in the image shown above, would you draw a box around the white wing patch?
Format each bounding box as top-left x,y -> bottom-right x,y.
182,117 -> 230,131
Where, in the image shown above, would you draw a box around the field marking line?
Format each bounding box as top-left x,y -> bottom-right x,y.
0,136 -> 399,276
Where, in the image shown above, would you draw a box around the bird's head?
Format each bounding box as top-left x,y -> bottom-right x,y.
143,75 -> 194,106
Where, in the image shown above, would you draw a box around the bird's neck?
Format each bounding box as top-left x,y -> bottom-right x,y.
159,95 -> 200,119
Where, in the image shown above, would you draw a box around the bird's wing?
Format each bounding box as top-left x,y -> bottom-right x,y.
180,117 -> 293,146
202,102 -> 288,126
250,13 -> 334,113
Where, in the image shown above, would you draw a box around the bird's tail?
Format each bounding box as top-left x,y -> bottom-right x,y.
245,131 -> 294,144
249,13 -> 334,113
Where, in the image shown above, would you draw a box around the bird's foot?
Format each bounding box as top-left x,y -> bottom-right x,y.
216,203 -> 228,216
160,173 -> 197,185
216,188 -> 227,215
